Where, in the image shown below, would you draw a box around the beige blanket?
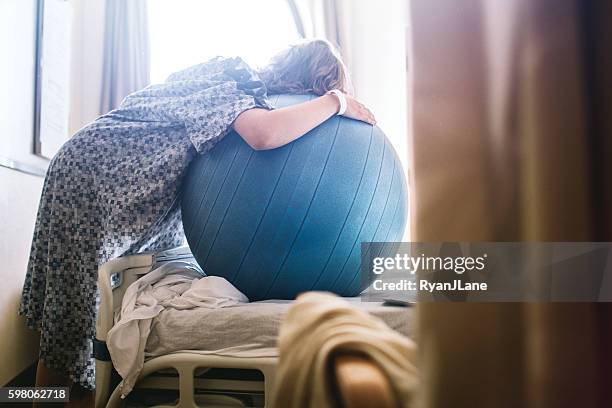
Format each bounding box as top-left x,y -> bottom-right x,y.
272,292 -> 418,408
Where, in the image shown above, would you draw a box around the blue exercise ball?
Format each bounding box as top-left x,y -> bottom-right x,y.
181,94 -> 407,300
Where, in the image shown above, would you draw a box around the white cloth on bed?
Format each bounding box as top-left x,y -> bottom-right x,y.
106,261 -> 248,397
145,298 -> 413,360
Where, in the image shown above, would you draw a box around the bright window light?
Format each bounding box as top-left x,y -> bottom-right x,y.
148,0 -> 301,84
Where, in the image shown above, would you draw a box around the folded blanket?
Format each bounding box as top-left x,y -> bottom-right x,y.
272,292 -> 419,408
106,261 -> 248,397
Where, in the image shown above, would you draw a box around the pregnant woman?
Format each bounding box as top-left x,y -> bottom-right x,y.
19,39 -> 375,400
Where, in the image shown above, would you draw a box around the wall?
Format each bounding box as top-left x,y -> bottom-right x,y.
0,0 -> 44,385
342,0 -> 409,237
0,168 -> 43,385
343,0 -> 408,174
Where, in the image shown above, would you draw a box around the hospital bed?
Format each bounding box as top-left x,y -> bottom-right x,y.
94,247 -> 413,407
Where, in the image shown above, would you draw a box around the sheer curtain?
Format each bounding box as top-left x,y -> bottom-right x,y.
100,0 -> 150,112
294,0 -> 409,206
293,0 -> 353,75
409,0 -> 612,407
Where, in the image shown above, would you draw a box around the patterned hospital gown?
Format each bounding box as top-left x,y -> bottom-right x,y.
19,57 -> 271,389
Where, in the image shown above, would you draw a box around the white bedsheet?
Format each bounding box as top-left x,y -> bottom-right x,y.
108,262 -> 414,397
146,298 -> 413,359
107,261 -> 248,397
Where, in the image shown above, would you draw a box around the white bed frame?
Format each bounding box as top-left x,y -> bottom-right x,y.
95,247 -> 277,408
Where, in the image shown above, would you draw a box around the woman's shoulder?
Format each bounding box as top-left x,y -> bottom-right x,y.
165,56 -> 255,83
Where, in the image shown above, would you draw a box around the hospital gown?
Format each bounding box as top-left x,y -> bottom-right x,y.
18,56 -> 271,389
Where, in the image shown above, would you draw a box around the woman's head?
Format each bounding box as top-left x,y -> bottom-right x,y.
258,39 -> 351,96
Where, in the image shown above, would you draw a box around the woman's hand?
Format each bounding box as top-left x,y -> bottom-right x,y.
334,93 -> 377,125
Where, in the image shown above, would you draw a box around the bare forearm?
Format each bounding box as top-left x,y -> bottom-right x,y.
233,95 -> 339,150
261,95 -> 340,148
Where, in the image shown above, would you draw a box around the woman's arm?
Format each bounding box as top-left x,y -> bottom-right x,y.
233,93 -> 376,151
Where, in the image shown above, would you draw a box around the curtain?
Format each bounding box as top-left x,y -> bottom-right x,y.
296,0 -> 410,187
100,0 -> 150,112
294,0 -> 352,83
408,0 -> 612,407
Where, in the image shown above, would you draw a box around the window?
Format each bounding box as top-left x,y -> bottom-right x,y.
148,0 -> 301,84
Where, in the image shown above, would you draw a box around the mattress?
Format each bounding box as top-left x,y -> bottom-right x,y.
145,298 -> 413,359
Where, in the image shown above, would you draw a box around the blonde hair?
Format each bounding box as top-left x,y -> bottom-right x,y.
258,39 -> 351,96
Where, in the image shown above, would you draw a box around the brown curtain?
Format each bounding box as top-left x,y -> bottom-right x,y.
408,0 -> 612,407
